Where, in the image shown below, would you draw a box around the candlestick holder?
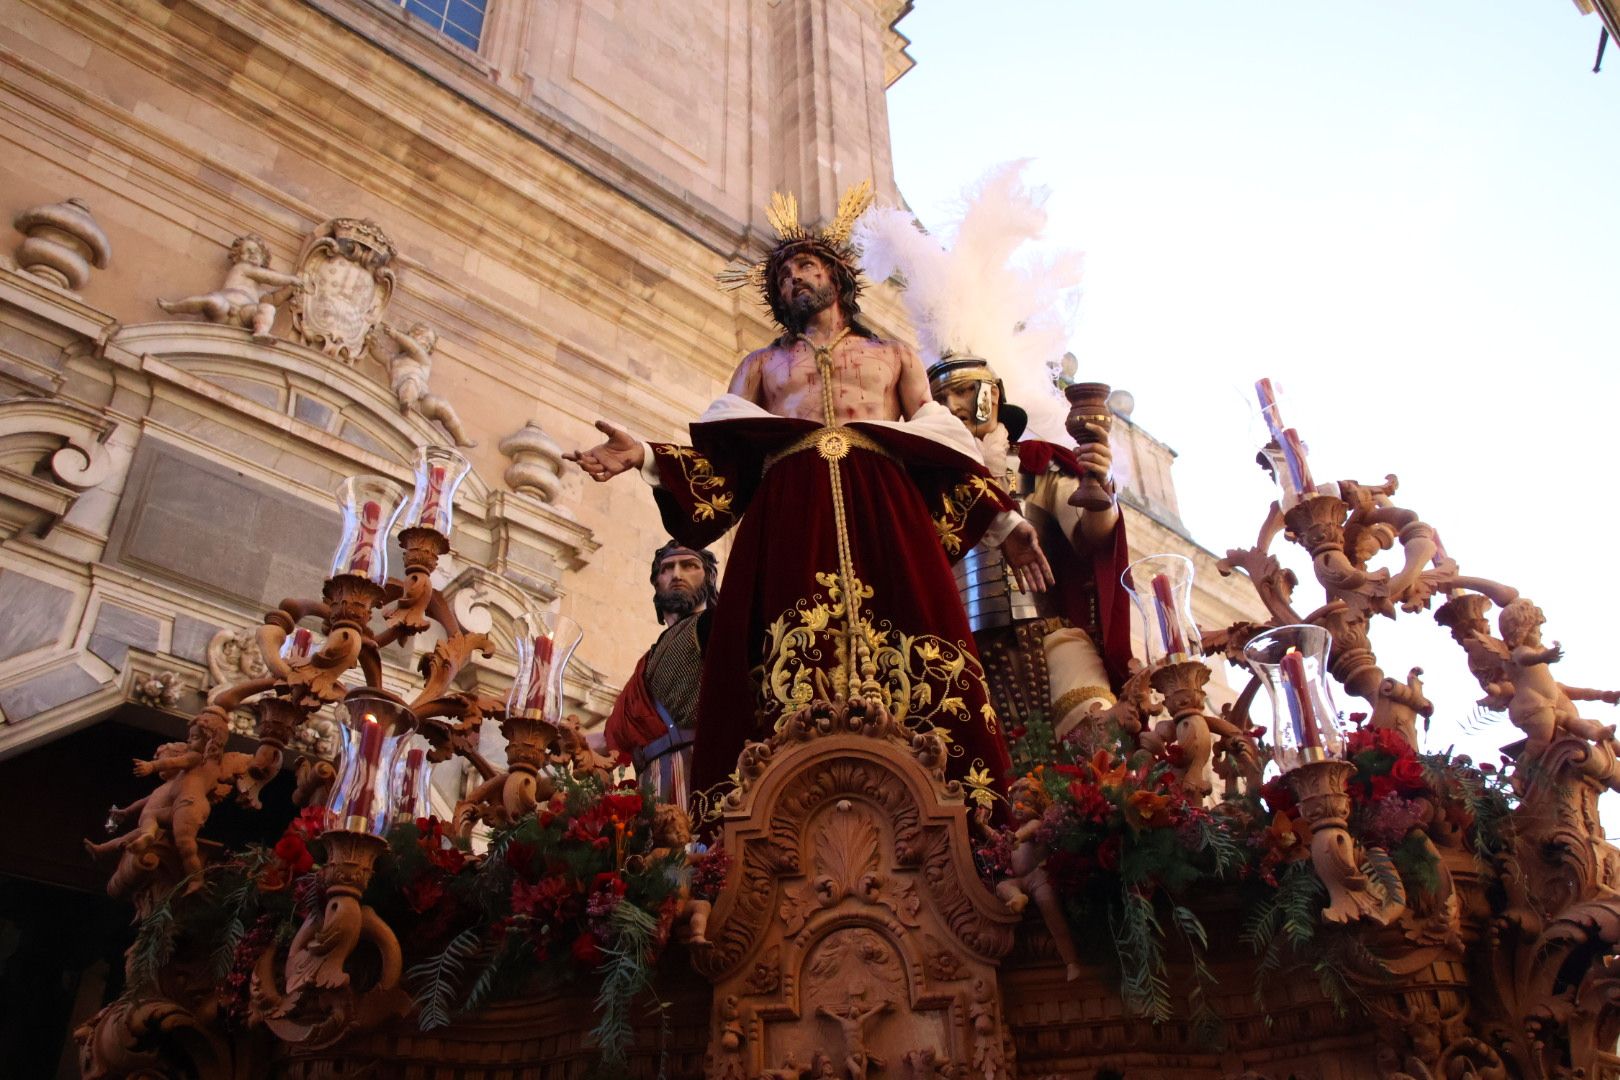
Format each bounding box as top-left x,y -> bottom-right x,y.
1286,759 -> 1404,926
1122,553 -> 1201,666
1283,493 -> 1348,558
1150,659 -> 1216,798
451,610 -> 581,837
256,828 -> 409,1047
1063,381 -> 1115,511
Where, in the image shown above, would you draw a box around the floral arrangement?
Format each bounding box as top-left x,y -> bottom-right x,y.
127,774 -> 711,1066
985,715 -> 1514,1040
984,719 -> 1243,1039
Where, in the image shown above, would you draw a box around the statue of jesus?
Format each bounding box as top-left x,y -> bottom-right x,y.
567,185 -> 1051,804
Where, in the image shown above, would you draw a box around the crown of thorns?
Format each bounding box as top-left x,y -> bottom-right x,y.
715,182 -> 874,300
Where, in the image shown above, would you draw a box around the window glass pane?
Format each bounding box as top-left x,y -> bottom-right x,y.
394,0 -> 481,49
446,0 -> 485,36
443,23 -> 480,50
403,0 -> 445,24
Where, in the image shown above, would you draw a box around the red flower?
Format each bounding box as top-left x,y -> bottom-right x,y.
288,806 -> 326,841
1096,835 -> 1122,872
1066,781 -> 1112,824
1389,756 -> 1427,793
1164,743 -> 1189,768
571,931 -> 605,969
274,833 -> 315,876
405,876 -> 447,914
1369,773 -> 1399,802
1260,774 -> 1297,815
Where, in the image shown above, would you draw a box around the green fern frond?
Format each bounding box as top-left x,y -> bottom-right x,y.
409,925 -> 484,1031
593,902 -> 660,1067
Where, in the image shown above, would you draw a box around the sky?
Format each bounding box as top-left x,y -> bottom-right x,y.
887,1 -> 1620,826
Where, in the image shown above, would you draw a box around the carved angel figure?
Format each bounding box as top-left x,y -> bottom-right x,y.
628,803 -> 711,945
369,322 -> 475,447
995,775 -> 1083,981
85,708 -> 251,892
1497,599 -> 1619,746
158,234 -> 302,341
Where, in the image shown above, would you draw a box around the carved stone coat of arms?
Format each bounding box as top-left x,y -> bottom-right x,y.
290,217 -> 396,364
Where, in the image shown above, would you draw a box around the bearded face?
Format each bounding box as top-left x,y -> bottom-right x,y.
774,252 -> 838,333
653,551 -> 709,622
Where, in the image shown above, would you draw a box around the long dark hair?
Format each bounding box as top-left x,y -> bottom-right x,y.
762,242 -> 878,342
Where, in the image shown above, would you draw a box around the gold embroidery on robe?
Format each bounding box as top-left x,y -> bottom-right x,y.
655,444 -> 736,523
754,570 -> 998,736
933,475 -> 998,556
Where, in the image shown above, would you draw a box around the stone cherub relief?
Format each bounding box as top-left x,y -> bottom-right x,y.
158,233 -> 303,341
365,320 -> 475,447
157,219 -> 476,448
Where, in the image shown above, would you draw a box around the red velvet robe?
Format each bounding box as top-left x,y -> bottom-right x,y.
647,402 -> 1016,802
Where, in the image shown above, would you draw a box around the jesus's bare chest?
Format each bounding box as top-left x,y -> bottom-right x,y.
759,341 -> 901,423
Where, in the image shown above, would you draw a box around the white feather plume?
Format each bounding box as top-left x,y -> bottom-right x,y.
854,160 -> 1082,445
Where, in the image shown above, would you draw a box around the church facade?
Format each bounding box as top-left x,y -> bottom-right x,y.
2,1 -> 1262,1072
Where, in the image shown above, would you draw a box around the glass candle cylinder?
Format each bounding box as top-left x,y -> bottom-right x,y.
279,625 -> 320,666
331,476 -> 408,585
507,611 -> 584,724
1122,554 -> 1200,664
326,688 -> 418,835
391,734 -> 435,825
1243,624 -> 1344,770
402,446 -> 473,539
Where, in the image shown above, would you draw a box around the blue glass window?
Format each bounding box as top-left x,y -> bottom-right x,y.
398,0 -> 486,51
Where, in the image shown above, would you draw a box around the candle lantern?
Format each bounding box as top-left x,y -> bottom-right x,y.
279,624 -> 320,665
330,475 -> 408,587
390,734 -> 436,825
508,611 -> 584,725
326,687 -> 418,835
402,446 -> 473,540
1243,623 -> 1344,769
1122,554 -> 1201,664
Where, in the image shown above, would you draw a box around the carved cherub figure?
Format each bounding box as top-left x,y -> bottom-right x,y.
370,321 -> 476,447
85,708 -> 252,892
158,234 -> 302,341
1497,599 -> 1619,746
630,803 -> 711,945
994,776 -> 1083,981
